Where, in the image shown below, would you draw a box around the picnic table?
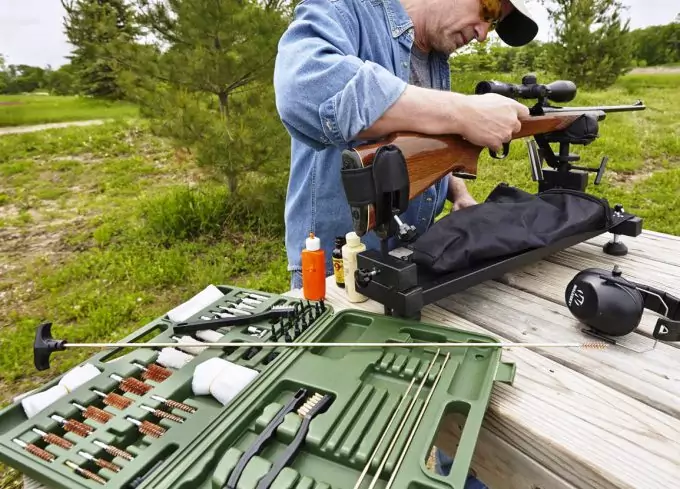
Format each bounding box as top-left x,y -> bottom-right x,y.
287,229 -> 680,489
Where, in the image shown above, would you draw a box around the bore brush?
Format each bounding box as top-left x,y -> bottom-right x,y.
79,450 -> 122,473
72,402 -> 112,424
93,440 -> 134,461
92,389 -> 133,410
32,428 -> 73,449
51,414 -> 93,437
65,460 -> 106,485
150,395 -> 196,414
126,416 -> 166,438
110,374 -> 152,395
13,438 -> 55,462
132,362 -> 172,382
140,405 -> 184,423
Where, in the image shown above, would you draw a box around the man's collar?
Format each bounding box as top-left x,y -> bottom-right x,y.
378,0 -> 414,38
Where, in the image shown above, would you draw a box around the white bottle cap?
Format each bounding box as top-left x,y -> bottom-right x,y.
306,232 -> 320,251
345,231 -> 361,247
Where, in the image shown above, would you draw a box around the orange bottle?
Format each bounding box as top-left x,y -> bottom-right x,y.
301,232 -> 326,301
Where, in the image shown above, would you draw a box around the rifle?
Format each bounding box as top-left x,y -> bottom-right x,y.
340,74 -> 645,239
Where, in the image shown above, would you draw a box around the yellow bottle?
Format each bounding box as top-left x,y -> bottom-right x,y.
341,232 -> 367,303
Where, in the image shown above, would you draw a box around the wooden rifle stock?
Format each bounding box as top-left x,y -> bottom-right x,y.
342,112 -> 595,236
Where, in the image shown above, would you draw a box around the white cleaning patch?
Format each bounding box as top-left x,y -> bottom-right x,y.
156,348 -> 194,369
166,285 -> 224,322
195,330 -> 225,343
21,363 -> 101,418
191,358 -> 258,406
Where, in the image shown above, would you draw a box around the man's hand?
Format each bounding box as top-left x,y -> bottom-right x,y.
455,93 -> 529,152
447,175 -> 477,211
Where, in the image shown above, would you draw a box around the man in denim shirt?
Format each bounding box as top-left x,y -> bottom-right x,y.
274,0 -> 537,291
274,0 -> 537,486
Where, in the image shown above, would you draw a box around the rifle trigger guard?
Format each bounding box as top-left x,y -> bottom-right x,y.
489,142 -> 510,160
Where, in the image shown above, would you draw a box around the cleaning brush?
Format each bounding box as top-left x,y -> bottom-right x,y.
140,405 -> 184,424
72,402 -> 112,424
65,460 -> 106,485
150,395 -> 196,414
110,374 -> 152,395
93,440 -> 134,461
32,428 -> 73,449
126,416 -> 166,438
92,389 -> 132,410
132,362 -> 172,382
51,414 -> 93,437
78,450 -> 122,473
13,438 -> 55,462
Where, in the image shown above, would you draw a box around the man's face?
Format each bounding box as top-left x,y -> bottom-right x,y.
426,0 -> 513,54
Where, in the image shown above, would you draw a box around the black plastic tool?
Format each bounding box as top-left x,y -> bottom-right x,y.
173,305 -> 301,334
224,388 -> 309,489
255,392 -> 334,489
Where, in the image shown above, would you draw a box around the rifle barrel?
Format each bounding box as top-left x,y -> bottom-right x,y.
541,101 -> 645,114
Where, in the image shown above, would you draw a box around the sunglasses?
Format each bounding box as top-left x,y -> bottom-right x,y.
480,0 -> 504,30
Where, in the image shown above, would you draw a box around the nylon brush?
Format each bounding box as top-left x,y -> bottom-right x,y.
13,438 -> 55,462
92,389 -> 133,410
51,414 -> 93,437
32,428 -> 73,450
126,416 -> 166,438
140,405 -> 184,424
72,402 -> 112,424
150,395 -> 196,414
133,362 -> 172,382
255,391 -> 334,489
79,450 -> 122,473
110,374 -> 152,395
65,460 -> 106,485
93,440 -> 134,461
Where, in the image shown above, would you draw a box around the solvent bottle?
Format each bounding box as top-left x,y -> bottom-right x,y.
342,232 -> 367,303
301,232 -> 326,301
332,236 -> 346,288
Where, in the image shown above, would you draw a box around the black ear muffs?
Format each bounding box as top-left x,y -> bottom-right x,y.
565,266 -> 680,341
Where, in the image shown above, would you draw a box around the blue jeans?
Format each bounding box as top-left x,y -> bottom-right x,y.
435,448 -> 488,489
290,271 -> 303,291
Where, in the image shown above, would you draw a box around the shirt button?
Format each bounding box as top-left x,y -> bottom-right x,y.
426,197 -> 432,202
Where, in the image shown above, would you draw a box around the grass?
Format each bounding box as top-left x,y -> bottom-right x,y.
0,72 -> 678,487
0,94 -> 139,127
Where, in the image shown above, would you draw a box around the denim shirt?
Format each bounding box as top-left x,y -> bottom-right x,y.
273,0 -> 451,277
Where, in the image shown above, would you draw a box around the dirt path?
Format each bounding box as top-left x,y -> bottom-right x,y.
0,119 -> 108,136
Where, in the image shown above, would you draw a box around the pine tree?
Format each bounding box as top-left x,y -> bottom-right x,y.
540,0 -> 633,89
117,0 -> 290,194
61,0 -> 138,99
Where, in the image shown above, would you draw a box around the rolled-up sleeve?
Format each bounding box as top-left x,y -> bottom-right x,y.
273,0 -> 407,149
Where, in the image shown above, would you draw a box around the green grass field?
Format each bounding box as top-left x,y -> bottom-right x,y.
0,72 -> 678,487
0,94 -> 139,127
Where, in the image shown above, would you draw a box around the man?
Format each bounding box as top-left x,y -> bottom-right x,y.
273,0 -> 538,292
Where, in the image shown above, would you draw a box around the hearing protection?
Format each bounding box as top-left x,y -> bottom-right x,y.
565,266 -> 680,341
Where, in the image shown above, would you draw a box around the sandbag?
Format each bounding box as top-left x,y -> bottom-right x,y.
411,183 -> 611,274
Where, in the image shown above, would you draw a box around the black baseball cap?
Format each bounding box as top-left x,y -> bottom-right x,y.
496,0 -> 539,47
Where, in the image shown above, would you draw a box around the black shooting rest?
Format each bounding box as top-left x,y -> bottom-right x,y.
343,83 -> 644,319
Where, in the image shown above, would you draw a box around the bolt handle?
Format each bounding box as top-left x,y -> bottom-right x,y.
34,322 -> 66,371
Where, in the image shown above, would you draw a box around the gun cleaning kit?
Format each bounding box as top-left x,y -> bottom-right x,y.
340,74 -> 647,319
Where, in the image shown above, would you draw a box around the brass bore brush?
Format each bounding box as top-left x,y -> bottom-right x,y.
13,438 -> 55,462
110,374 -> 152,395
150,395 -> 196,414
93,440 -> 134,461
79,450 -> 122,473
140,405 -> 184,424
32,428 -> 73,449
92,389 -> 132,410
126,416 -> 166,438
51,414 -> 93,437
72,403 -> 112,424
65,460 -> 106,485
133,362 -> 172,382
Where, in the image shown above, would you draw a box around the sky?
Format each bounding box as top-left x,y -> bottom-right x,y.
0,0 -> 677,68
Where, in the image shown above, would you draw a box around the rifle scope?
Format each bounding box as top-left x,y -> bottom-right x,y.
475,75 -> 577,103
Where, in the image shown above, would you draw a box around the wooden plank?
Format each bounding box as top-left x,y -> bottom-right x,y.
496,260 -> 679,348
436,280 -> 680,418
303,278 -> 680,489
586,232 -> 680,267
547,243 -> 680,291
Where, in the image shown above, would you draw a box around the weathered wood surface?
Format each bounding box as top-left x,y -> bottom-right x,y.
304,230 -> 680,489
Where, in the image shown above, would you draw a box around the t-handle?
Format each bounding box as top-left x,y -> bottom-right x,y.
33,322 -> 67,371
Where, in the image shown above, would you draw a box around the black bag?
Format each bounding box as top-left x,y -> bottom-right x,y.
411,183 -> 611,274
